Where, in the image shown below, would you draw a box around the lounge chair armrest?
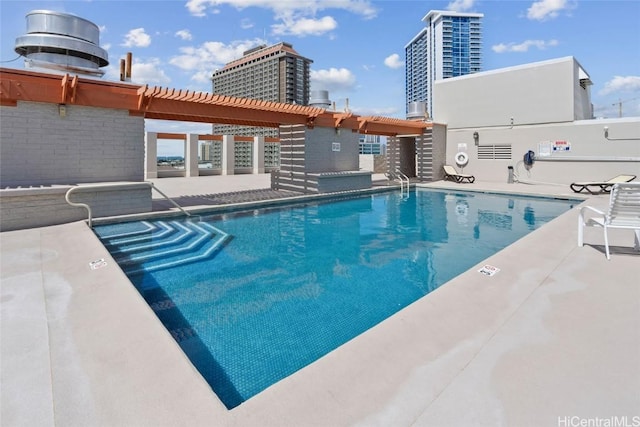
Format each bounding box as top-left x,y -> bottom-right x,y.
578,205 -> 607,247
578,205 -> 606,229
579,205 -> 604,218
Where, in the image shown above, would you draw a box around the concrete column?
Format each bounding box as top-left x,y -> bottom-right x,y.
145,132 -> 158,179
185,133 -> 199,177
253,136 -> 265,174
222,135 -> 235,175
386,136 -> 399,174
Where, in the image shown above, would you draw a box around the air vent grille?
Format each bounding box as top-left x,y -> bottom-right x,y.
478,144 -> 512,160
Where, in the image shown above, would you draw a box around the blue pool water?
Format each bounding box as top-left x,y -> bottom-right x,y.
93,188 -> 576,409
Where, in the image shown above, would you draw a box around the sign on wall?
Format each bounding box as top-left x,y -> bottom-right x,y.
538,141 -> 552,157
553,140 -> 571,151
332,142 -> 341,152
538,140 -> 571,156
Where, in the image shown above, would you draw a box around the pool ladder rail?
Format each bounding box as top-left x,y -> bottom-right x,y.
65,181 -> 190,228
386,169 -> 410,200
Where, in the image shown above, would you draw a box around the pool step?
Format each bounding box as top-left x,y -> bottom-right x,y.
104,221 -> 198,254
99,220 -> 231,274
101,221 -> 173,243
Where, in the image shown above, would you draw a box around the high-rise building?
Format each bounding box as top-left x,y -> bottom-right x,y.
405,10 -> 483,118
359,134 -> 386,155
211,42 -> 313,137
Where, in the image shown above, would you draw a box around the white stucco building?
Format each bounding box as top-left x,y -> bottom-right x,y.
433,57 -> 640,184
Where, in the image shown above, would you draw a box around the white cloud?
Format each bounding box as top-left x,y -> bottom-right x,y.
353,105 -> 400,117
169,38 -> 267,85
384,53 -> 404,69
146,119 -> 212,135
130,58 -> 171,85
447,0 -> 477,12
186,0 -> 377,18
272,15 -> 337,36
171,39 -> 266,69
190,70 -> 215,84
185,0 -> 215,16
337,0 -> 378,19
311,67 -> 356,93
185,0 -> 377,38
598,76 -> 640,96
492,39 -> 558,53
527,0 -> 575,21
240,18 -> 254,29
122,28 -> 151,48
175,29 -> 193,41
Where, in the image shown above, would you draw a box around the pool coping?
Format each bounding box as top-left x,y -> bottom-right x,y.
92,184 -> 401,225
2,176 -> 638,426
92,182 -> 587,226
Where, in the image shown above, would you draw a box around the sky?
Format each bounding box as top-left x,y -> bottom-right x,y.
1,0 -> 639,155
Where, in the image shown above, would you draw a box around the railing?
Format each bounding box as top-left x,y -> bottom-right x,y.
395,169 -> 410,199
65,182 -> 190,228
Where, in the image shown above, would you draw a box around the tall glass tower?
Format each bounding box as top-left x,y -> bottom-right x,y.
405,10 -> 483,119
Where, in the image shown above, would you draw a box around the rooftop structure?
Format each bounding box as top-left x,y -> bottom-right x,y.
0,66 -> 435,229
14,10 -> 109,77
430,56 -> 638,185
433,56 -> 594,127
405,10 -> 483,118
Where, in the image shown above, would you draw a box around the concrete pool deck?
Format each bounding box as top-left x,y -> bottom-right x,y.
2,174 -> 639,426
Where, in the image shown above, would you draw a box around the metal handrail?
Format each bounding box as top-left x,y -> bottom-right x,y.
65,181 -> 190,228
395,169 -> 410,199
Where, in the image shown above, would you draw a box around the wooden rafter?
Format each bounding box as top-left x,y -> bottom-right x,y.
1,67 -> 434,136
60,74 -> 79,104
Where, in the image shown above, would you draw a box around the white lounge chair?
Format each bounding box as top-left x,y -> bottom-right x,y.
578,182 -> 640,259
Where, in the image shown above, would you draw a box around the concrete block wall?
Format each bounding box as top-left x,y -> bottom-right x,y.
1,101 -> 144,187
416,130 -> 434,181
387,136 -> 400,176
0,186 -> 151,231
304,126 -> 359,172
0,101 -> 150,230
274,124 -> 307,192
314,171 -> 372,192
274,124 -> 371,193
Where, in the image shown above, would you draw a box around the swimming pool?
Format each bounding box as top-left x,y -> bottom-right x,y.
93,188 -> 576,409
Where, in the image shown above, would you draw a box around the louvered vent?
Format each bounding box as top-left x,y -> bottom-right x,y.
478,144 -> 512,160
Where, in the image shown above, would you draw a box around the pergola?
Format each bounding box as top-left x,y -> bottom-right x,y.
0,67 -> 431,137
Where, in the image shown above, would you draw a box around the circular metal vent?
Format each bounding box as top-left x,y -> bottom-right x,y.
406,101 -> 429,121
14,10 -> 109,76
309,90 -> 332,109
